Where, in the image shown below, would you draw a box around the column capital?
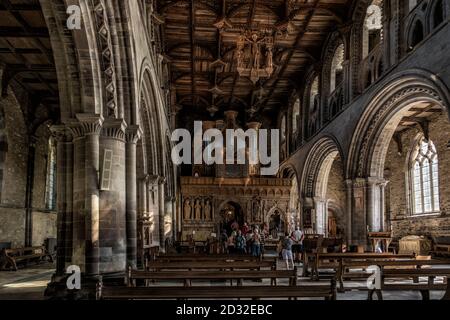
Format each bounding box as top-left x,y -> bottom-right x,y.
50,125 -> 72,143
103,118 -> 127,141
148,175 -> 162,185
76,113 -> 104,135
246,122 -> 262,130
353,178 -> 366,188
126,125 -> 142,144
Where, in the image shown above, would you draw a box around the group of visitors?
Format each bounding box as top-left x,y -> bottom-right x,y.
220,222 -> 268,257
219,223 -> 305,270
278,226 -> 305,270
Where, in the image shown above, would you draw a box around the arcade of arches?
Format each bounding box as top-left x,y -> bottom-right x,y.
0,0 -> 449,299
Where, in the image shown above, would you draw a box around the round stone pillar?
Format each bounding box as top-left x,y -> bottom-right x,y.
125,125 -> 142,269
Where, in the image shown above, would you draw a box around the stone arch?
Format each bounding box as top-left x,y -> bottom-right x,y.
303,69 -> 321,138
139,67 -> 165,176
407,17 -> 425,50
348,69 -> 450,180
321,31 -> 346,121
279,164 -> 301,228
348,70 -> 450,233
429,0 -> 446,30
301,136 -> 345,235
350,0 -> 384,97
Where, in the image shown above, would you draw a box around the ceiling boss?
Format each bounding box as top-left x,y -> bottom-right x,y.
236,30 -> 275,84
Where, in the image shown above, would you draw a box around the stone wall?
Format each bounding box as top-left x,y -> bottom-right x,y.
0,89 -> 57,247
32,211 -> 57,247
385,113 -> 450,238
0,208 -> 25,247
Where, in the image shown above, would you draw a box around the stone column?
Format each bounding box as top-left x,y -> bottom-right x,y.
314,197 -> 328,236
50,125 -> 69,275
125,125 -> 142,269
158,177 -> 166,247
64,131 -> 74,267
67,123 -> 85,269
352,178 -> 367,246
380,180 -> 389,231
139,175 -> 149,217
366,177 -> 377,233
345,179 -> 353,244
165,196 -> 174,241
147,175 -> 160,244
171,197 -> 177,240
76,114 -> 103,277
246,122 -> 262,176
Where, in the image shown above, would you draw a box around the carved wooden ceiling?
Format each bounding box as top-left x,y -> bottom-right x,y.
0,0 -> 59,126
158,0 -> 353,127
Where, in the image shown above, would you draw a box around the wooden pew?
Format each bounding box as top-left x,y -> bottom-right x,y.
431,237 -> 450,258
154,254 -> 269,262
97,279 -> 337,300
368,268 -> 450,300
146,259 -> 276,272
0,246 -> 53,271
338,258 -> 449,292
307,252 -> 415,281
127,267 -> 298,287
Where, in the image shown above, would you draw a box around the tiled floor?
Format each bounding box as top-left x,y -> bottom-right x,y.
0,260 -> 447,300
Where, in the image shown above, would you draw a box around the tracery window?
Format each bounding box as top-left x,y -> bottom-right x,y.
410,137 -> 440,215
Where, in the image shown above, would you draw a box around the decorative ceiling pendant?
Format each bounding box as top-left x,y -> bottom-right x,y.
236,30 -> 274,84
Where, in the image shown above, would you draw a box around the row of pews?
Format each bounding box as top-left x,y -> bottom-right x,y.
96,251 -> 450,301
303,251 -> 450,300
96,254 -> 337,300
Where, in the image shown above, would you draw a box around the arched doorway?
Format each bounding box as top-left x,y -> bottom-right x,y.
219,201 -> 245,236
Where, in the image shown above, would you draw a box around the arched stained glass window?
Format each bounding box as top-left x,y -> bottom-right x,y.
411,137 -> 440,214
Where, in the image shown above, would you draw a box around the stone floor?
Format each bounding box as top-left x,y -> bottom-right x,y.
0,260 -> 446,300
0,263 -> 55,300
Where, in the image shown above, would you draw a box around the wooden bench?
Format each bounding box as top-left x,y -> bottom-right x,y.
146,260 -> 276,272
0,246 -> 53,271
306,252 -> 415,281
127,267 -> 298,287
431,237 -> 450,258
368,268 -> 450,300
154,254 -> 269,262
97,279 -> 337,300
337,258 -> 450,292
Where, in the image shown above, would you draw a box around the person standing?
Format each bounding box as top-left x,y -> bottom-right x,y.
291,226 -> 304,263
281,232 -> 294,270
220,230 -> 228,254
235,230 -> 246,254
251,228 -> 261,257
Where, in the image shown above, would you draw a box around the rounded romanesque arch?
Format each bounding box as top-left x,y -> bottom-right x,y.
301,136 -> 346,236
321,31 -> 346,121
349,0 -> 384,97
347,69 -> 450,235
348,69 -> 450,180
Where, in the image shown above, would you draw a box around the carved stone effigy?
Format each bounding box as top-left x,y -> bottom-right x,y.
183,199 -> 192,220
194,199 -> 202,221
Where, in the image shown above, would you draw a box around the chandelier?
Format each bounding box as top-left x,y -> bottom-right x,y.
236,30 -> 274,84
